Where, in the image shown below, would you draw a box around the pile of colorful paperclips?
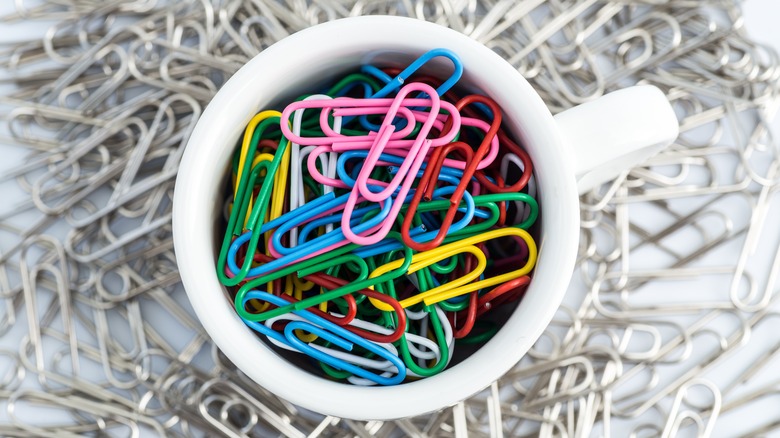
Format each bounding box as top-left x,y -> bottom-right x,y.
217,49 -> 539,385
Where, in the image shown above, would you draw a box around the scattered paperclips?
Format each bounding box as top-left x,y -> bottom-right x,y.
1,0 -> 780,435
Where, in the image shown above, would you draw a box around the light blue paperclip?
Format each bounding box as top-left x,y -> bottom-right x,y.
360,64 -> 394,87
256,193 -> 335,233
369,48 -> 463,99
357,48 -> 463,131
240,291 -> 406,385
297,203 -> 392,245
284,321 -> 405,385
269,192 -> 392,256
226,194 -> 393,274
335,154 -> 484,227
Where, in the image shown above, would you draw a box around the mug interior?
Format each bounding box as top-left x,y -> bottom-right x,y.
214,51 -> 536,373
174,16 -> 579,420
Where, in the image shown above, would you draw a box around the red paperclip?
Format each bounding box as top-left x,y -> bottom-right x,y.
400,94 -> 501,251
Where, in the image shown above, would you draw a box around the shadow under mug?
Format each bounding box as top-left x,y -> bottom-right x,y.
172,16 -> 679,420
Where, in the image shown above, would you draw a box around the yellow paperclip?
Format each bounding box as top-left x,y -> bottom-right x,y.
368,227 -> 538,310
234,110 -> 292,228
367,245 -> 485,310
235,110 -> 284,195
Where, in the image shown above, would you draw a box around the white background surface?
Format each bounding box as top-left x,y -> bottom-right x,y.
0,0 -> 779,436
743,0 -> 780,51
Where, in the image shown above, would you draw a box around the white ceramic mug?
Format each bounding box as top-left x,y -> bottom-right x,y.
172,16 -> 678,420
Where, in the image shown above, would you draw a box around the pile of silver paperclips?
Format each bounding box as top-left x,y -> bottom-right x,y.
1,0 -> 779,436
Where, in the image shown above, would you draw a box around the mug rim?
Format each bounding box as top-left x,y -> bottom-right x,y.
172,15 -> 579,420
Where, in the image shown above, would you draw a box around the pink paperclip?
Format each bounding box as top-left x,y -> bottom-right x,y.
338,83 -> 442,245
307,145 -> 350,189
306,145 -> 402,191
354,83 -> 440,203
265,196 -> 389,262
329,102 -> 461,151
281,97 -> 426,146
320,105 -> 418,139
280,95 -> 461,146
342,138 -> 433,245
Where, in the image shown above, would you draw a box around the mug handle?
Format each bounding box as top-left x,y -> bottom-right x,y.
553,85 -> 680,194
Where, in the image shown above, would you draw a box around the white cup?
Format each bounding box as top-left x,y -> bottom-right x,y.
172,16 -> 678,420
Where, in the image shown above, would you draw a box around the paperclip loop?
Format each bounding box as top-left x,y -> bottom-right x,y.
281,98 -> 413,146
456,101 -> 534,193
400,141 -> 476,251
353,84 -> 444,202
300,103 -> 460,193
336,314 -> 443,369
352,193 -> 505,259
366,48 -> 463,99
358,48 -> 462,132
398,95 -> 501,251
475,276 -> 531,316
368,227 -> 538,311
272,198 -> 393,258
286,183 -> 477,254
238,291 -> 406,385
375,243 -> 487,310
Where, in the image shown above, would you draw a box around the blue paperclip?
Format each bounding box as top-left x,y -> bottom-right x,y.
399,166 -> 510,216
360,64 -> 394,87
240,291 -> 406,385
369,48 -> 463,99
269,193 -> 392,256
289,190 -> 473,258
256,193 -> 335,233
227,195 -> 394,277
335,150 -> 404,191
297,203 -> 391,246
386,163 -> 492,219
284,321 -> 405,385
351,226 -> 426,258
330,78 -> 375,98
356,48 -> 463,131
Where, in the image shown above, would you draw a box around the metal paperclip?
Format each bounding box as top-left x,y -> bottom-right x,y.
2,0 -> 780,436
